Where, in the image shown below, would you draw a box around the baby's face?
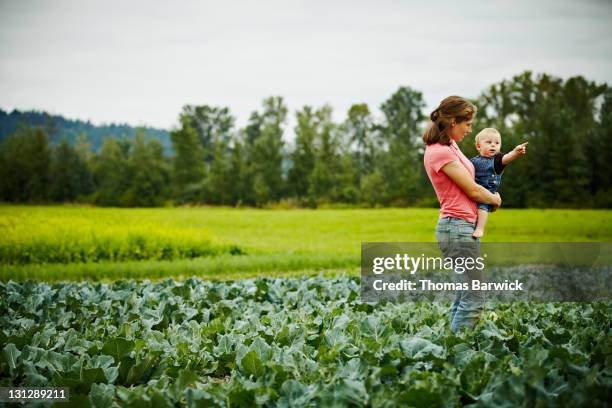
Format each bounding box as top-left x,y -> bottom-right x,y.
477,133 -> 501,157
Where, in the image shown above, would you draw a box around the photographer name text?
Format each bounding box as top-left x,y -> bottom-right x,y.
372,279 -> 524,291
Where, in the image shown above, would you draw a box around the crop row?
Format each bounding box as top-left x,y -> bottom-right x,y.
0,211 -> 243,264
1,278 -> 610,407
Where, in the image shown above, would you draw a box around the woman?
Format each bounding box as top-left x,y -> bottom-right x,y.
422,96 -> 501,332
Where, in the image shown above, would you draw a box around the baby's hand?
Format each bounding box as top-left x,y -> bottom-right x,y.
513,142 -> 528,155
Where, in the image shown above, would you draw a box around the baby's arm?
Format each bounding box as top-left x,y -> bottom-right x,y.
502,142 -> 528,165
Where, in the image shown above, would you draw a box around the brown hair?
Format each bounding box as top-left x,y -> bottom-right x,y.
422,96 -> 477,145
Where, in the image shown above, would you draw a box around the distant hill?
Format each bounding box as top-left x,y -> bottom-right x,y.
0,108 -> 172,153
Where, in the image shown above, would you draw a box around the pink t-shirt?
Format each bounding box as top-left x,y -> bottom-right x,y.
423,140 -> 477,223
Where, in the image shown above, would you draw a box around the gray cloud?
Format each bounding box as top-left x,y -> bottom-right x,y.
1,0 -> 611,135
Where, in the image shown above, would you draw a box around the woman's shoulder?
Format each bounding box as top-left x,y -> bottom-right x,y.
425,142 -> 453,152
424,142 -> 458,172
425,142 -> 454,158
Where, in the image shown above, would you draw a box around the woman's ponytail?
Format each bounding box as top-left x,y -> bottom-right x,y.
430,108 -> 440,122
422,96 -> 476,146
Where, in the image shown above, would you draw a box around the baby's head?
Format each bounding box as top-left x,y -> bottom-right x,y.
475,128 -> 501,157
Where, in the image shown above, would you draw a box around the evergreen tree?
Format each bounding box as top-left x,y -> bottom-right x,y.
288,106 -> 317,202
379,86 -> 426,205
206,138 -> 233,205
335,151 -> 359,204
180,105 -> 234,164
0,125 -> 51,202
248,97 -> 287,206
92,138 -> 132,206
360,168 -> 387,207
344,104 -> 376,182
228,138 -> 248,205
49,139 -> 92,201
123,130 -> 169,206
593,88 -> 612,207
239,112 -> 264,205
308,106 -> 342,204
170,118 -> 205,202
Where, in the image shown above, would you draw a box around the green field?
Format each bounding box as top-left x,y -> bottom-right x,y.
1,205 -> 611,281
1,205 -> 611,406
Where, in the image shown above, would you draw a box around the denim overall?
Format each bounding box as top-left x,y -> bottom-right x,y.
471,155 -> 503,211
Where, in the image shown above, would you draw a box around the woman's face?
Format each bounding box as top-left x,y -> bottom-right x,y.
449,118 -> 473,142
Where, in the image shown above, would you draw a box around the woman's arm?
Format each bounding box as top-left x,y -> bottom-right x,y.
441,161 -> 502,207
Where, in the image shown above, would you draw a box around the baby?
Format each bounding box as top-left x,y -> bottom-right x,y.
470,128 -> 528,238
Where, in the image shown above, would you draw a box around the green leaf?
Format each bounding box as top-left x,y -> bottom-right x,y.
2,343 -> 21,373
249,336 -> 272,360
452,343 -> 478,368
228,385 -> 256,407
89,355 -> 115,369
324,328 -> 348,348
81,367 -> 108,384
319,379 -> 368,406
101,338 -> 134,362
27,348 -> 71,373
400,337 -> 446,360
64,329 -> 91,354
23,361 -> 49,386
278,380 -> 317,407
125,356 -> 156,385
241,350 -> 264,378
89,383 -> 115,408
185,389 -> 220,407
481,321 -> 513,341
213,334 -> 234,356
176,369 -> 199,391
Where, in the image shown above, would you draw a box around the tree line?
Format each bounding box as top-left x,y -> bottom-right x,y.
0,109 -> 171,153
0,71 -> 610,208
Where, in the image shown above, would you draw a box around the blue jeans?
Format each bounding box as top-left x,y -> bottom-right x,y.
435,217 -> 484,332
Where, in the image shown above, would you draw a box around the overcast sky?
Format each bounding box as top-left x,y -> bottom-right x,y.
1,0 -> 611,135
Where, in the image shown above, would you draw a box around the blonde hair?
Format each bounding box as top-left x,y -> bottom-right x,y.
474,128 -> 501,146
423,96 -> 477,146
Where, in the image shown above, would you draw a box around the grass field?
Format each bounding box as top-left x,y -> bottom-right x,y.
1,205 -> 611,281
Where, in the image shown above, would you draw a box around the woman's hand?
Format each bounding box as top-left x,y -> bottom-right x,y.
489,193 -> 502,212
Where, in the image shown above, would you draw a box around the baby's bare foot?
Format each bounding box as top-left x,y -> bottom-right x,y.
472,229 -> 484,238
